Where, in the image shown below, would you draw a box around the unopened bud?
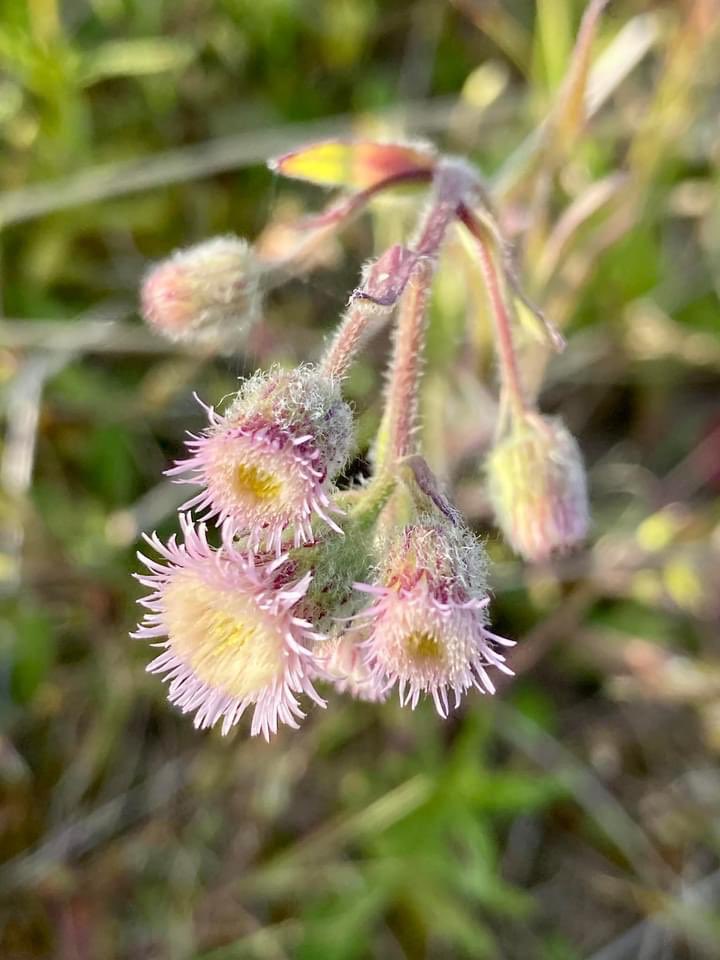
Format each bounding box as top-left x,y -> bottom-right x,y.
487,415 -> 589,562
141,235 -> 260,345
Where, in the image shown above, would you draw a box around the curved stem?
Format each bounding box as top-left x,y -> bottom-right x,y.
459,208 -> 528,422
319,302 -> 379,381
258,168 -> 433,285
321,160 -> 477,383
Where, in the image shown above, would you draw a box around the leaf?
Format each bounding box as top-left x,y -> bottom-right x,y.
79,39 -> 195,86
551,0 -> 611,150
297,884 -> 389,960
269,140 -> 436,190
411,882 -> 495,957
534,0 -> 574,92
82,424 -> 138,507
464,771 -> 564,815
10,608 -> 56,704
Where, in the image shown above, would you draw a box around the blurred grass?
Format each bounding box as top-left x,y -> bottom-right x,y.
2,1 -> 720,958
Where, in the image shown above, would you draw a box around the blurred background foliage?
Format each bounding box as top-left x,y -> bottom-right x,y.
1,0 -> 720,957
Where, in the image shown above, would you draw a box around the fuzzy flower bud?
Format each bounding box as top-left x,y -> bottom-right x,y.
141,235 -> 261,345
486,414 -> 589,563
169,365 -> 354,552
353,517 -> 514,716
133,515 -> 325,740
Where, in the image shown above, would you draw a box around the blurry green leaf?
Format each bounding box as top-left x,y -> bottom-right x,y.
411,882 -> 495,957
0,80 -> 23,125
78,38 -> 195,85
8,606 -> 56,704
298,883 -> 389,960
452,817 -> 531,914
533,0 -> 573,92
541,934 -> 583,960
551,0 -> 610,151
320,0 -> 373,69
509,685 -> 559,733
588,601 -> 677,644
462,771 -> 564,815
82,423 -> 138,506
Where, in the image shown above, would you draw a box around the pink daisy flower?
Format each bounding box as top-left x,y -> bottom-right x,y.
353,519 -> 515,716
133,514 -> 325,740
167,366 -> 353,553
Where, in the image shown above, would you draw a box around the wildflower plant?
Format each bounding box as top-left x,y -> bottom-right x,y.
135,138 -> 590,739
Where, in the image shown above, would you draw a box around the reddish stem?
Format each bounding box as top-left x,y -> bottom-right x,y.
384,259 -> 435,462
458,206 -> 528,419
258,168 -> 434,280
319,302 -> 378,381
322,160 -> 477,383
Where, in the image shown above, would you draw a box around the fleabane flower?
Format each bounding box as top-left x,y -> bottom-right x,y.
141,235 -> 261,345
169,365 -> 354,552
353,518 -> 514,716
133,514 -> 325,740
317,633 -> 388,702
486,413 -> 589,563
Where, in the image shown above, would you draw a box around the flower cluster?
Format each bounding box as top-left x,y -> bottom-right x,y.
134,139 -> 590,739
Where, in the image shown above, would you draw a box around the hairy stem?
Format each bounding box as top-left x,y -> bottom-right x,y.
459,207 -> 528,421
321,160 -> 478,381
319,302 -> 381,381
378,258 -> 435,469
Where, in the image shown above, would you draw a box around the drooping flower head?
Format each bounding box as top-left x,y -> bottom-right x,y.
133,514 -> 325,740
353,517 -> 514,716
317,632 -> 389,703
169,365 -> 354,552
141,235 -> 261,345
486,413 -> 589,563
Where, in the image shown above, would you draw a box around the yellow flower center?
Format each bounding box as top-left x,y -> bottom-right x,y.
164,574 -> 284,698
404,630 -> 442,660
231,462 -> 283,504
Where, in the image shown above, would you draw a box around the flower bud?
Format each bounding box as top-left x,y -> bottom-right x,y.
486,415 -> 589,562
353,517 -> 514,715
169,364 -> 354,552
140,235 -> 260,345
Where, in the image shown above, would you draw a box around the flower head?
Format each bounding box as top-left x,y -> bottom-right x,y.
486,414 -> 589,563
169,365 -> 353,552
141,235 -> 260,345
317,633 -> 388,702
133,515 -> 325,740
353,518 -> 514,715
